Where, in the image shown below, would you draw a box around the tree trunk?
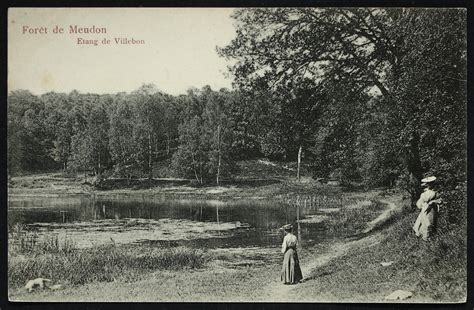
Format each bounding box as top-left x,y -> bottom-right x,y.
375,78 -> 424,205
199,153 -> 203,185
148,132 -> 152,180
217,154 -> 221,186
216,124 -> 221,186
406,131 -> 423,208
98,151 -> 101,178
297,201 -> 302,250
191,151 -> 200,184
297,145 -> 302,181
166,133 -> 170,155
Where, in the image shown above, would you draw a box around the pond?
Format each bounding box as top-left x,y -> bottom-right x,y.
8,194 -> 332,250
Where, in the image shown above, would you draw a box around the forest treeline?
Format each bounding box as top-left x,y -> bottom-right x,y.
8,85 -> 241,185
8,8 -> 466,220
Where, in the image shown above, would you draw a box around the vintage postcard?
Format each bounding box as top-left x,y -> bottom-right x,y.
7,7 -> 467,302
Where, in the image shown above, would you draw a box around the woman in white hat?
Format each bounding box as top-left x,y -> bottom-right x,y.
413,176 -> 442,241
280,224 -> 303,284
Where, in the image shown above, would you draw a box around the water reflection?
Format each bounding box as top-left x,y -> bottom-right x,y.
8,194 -> 328,248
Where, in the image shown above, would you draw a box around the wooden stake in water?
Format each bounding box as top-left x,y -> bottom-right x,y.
216,205 -> 220,234
297,202 -> 302,249
60,210 -> 67,223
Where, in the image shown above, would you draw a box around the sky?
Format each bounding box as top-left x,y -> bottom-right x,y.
8,8 -> 237,96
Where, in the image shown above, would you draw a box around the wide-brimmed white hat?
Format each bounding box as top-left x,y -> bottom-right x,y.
421,176 -> 437,184
281,224 -> 293,231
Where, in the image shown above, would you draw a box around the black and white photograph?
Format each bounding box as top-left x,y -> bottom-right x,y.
6,7 -> 467,303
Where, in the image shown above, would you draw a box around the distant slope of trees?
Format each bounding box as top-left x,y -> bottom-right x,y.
7,85 -> 240,186
8,8 -> 466,222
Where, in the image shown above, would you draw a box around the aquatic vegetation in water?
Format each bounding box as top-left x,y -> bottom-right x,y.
22,218 -> 251,249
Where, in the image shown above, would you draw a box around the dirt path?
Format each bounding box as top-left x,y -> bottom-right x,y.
261,199 -> 400,302
362,199 -> 398,233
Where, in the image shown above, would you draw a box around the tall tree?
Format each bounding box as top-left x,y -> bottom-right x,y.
88,103 -> 110,177
130,84 -> 165,179
7,90 -> 55,174
172,86 -> 236,184
203,89 -> 236,185
42,92 -> 74,171
172,87 -> 210,184
385,9 -> 466,206
68,93 -> 110,178
219,8 -> 466,203
108,98 -> 137,182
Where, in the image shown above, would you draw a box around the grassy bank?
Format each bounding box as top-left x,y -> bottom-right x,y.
325,200 -> 386,235
7,159 -> 332,200
9,237 -> 208,289
9,264 -> 282,302
289,203 -> 467,302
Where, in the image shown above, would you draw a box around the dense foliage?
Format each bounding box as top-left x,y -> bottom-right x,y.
219,8 -> 466,209
8,9 -> 466,210
7,85 -> 238,185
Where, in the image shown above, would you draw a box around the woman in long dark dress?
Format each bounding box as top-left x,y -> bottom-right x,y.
281,224 -> 303,284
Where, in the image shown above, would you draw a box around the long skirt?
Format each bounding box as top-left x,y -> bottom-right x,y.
281,248 -> 303,284
413,206 -> 438,240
